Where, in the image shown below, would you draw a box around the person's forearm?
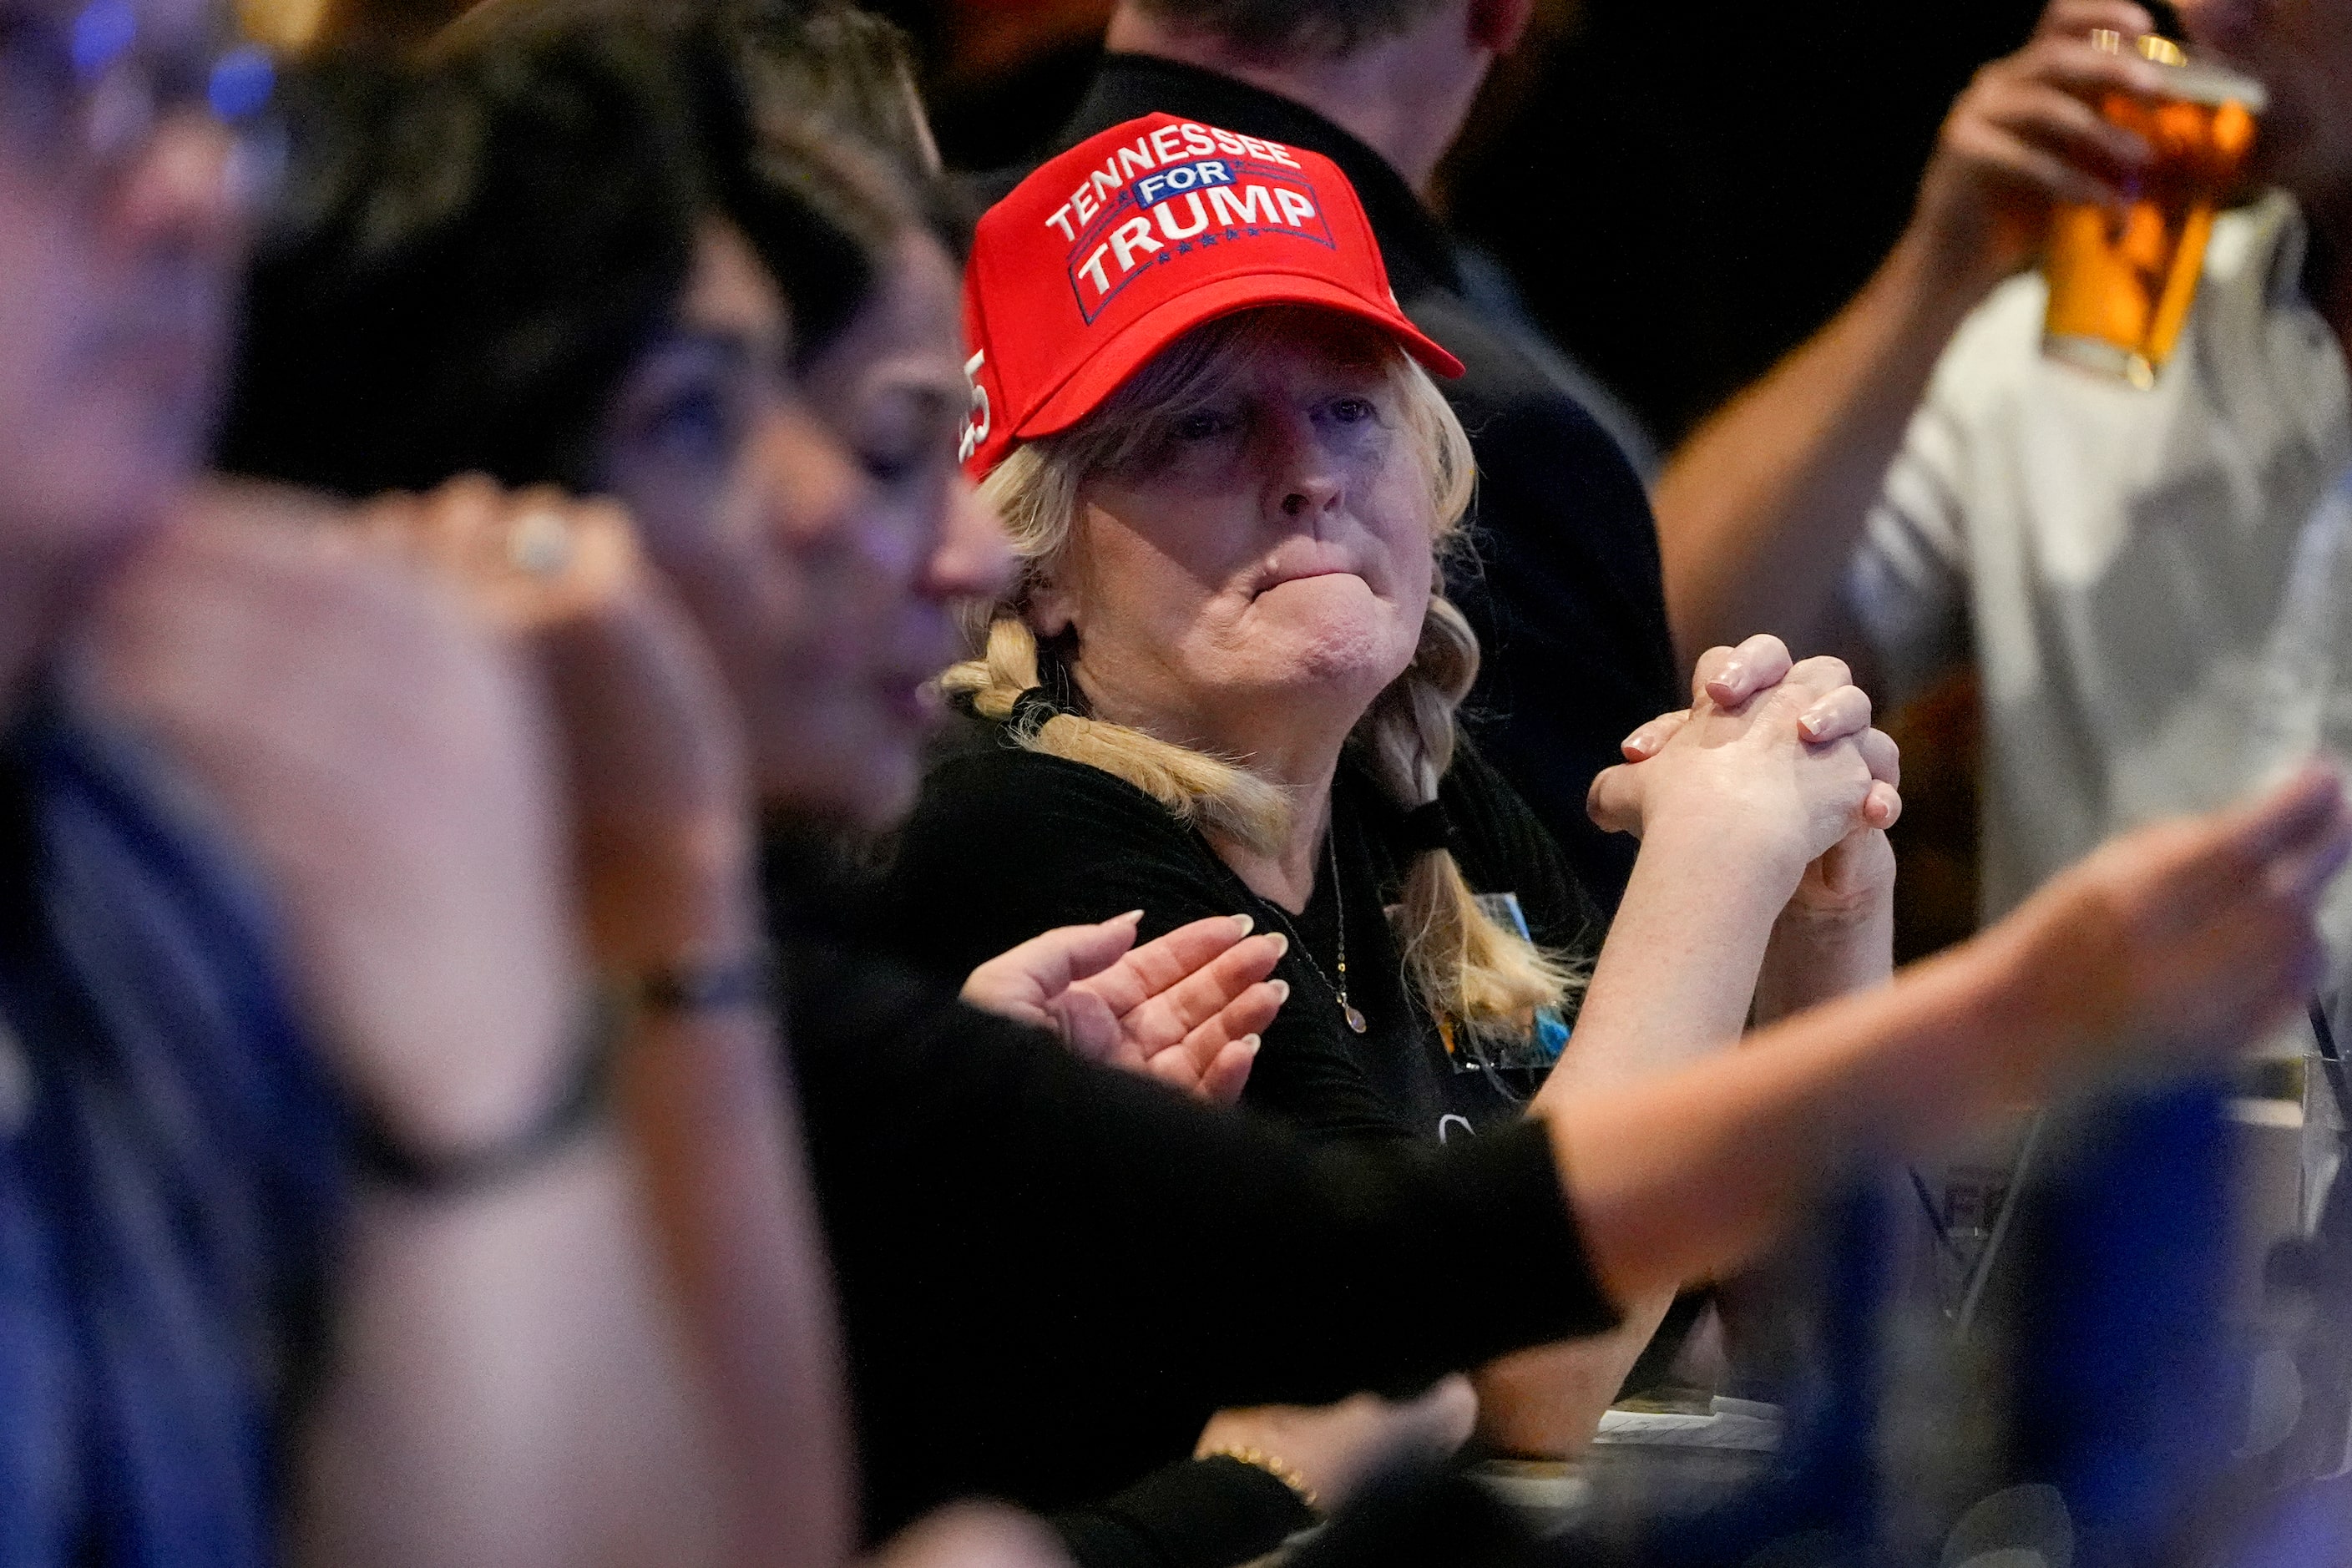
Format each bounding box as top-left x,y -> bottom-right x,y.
294,1138 -> 731,1568
1548,819 -> 1801,1092
1471,1293 -> 1677,1460
1652,229 -> 1990,669
1545,918 -> 2042,1308
615,1005 -> 856,1568
604,869 -> 856,1568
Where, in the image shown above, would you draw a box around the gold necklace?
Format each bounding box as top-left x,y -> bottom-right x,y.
1254,834 -> 1366,1034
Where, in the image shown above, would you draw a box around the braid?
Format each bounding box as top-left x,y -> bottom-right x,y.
1355,598 -> 1579,1039
943,620 -> 1292,857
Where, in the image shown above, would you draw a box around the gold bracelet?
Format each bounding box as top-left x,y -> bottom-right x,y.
1201,1445 -> 1319,1515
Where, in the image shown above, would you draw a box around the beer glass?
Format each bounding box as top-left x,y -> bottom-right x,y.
2041,33 -> 2266,388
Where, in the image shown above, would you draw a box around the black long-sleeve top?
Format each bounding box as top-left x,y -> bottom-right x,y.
777,931 -> 1620,1548
873,715 -> 1594,1146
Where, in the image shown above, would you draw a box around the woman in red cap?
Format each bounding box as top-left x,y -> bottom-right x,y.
897,113 -> 1903,1126
880,112 -> 1914,1438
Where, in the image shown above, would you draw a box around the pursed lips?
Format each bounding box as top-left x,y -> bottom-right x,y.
1250,537 -> 1366,596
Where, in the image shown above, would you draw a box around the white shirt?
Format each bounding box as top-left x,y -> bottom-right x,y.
1846,193 -> 2352,1232
1849,192 -> 2352,931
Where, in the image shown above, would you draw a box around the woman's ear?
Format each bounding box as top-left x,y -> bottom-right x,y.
1026,581 -> 1077,639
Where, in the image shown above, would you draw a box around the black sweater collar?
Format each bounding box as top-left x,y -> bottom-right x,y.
1065,53 -> 1462,296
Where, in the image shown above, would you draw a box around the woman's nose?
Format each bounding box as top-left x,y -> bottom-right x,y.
919,476 -> 1016,605
1264,411 -> 1343,524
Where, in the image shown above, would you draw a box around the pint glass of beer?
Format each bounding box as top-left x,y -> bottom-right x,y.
2041,33 -> 2266,388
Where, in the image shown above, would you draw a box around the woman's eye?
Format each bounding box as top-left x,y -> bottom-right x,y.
1171,408 -> 1234,443
1327,396 -> 1377,426
862,443 -> 926,485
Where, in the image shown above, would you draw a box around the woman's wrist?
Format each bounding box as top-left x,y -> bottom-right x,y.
353,984 -> 620,1195
1196,1446 -> 1319,1516
586,837 -> 765,978
1903,916 -> 2073,1118
1636,811 -> 1812,913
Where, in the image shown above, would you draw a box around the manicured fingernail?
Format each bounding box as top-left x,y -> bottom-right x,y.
1715,659 -> 1746,690
1238,1034 -> 1262,1055
1621,728 -> 1652,755
1230,913 -> 1254,936
1798,710 -> 1826,739
1116,908 -> 1145,923
1264,933 -> 1289,958
1267,979 -> 1291,1004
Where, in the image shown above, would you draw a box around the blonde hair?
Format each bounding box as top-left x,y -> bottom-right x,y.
943,308 -> 1578,1040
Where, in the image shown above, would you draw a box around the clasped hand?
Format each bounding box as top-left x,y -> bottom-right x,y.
1588,634 -> 1903,912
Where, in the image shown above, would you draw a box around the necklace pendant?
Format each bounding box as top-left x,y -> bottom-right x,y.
1341,1000 -> 1368,1034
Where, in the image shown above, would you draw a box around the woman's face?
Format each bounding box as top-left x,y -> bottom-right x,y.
0,0 -> 250,556
599,220 -> 1006,827
1035,315 -> 1436,751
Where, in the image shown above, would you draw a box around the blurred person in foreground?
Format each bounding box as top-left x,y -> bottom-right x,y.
1007,0 -> 1680,919
214,27 -> 2352,1568
0,0 -> 861,1563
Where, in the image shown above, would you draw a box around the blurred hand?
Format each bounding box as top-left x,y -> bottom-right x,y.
1908,0 -> 2172,290
1194,1378 -> 1478,1517
71,482 -> 579,1157
867,1505 -> 1076,1568
962,913 -> 1288,1103
1998,765 -> 2352,1092
357,476 -> 756,971
1589,634 -> 1901,880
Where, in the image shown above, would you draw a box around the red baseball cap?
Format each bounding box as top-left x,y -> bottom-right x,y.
958,112 -> 1464,478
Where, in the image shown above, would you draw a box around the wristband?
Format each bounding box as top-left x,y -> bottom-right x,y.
352,989 -> 619,1196
619,953 -> 775,1017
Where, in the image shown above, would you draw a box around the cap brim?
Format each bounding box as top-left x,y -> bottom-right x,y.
1013,271 -> 1465,445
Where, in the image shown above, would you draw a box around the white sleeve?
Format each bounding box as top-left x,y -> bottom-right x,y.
1842,397 -> 1972,709
1832,273 -> 2048,711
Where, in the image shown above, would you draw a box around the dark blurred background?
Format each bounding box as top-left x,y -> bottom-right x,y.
879,0 -> 2045,443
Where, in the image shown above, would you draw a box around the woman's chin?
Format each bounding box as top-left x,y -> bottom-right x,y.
1232,586 -> 1415,694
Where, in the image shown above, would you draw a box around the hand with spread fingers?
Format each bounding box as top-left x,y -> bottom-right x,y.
962,913 -> 1291,1103
1589,633 -> 1903,888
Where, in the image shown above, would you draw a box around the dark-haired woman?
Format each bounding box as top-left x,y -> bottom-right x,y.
217,32 -> 2352,1568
